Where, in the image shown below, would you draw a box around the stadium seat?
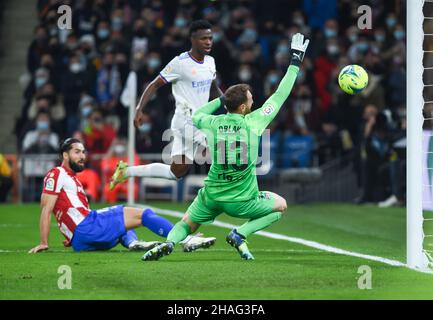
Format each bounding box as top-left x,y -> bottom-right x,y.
183,174 -> 207,201
281,134 -> 314,168
140,178 -> 178,202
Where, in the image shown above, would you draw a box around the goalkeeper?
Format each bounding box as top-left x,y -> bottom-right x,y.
142,33 -> 309,261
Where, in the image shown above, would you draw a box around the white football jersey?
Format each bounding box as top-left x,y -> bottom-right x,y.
159,52 -> 217,117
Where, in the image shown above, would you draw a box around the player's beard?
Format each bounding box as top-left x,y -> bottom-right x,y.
69,159 -> 85,173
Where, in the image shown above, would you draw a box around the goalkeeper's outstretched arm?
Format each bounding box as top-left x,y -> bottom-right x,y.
246,33 -> 310,135
192,96 -> 224,130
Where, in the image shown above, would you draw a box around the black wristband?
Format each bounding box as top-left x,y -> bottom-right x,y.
290,55 -> 302,67
291,48 -> 304,66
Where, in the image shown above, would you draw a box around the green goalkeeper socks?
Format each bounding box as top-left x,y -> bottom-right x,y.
237,212 -> 282,238
167,220 -> 191,245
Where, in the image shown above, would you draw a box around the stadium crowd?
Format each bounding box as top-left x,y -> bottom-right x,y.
13,0 -> 406,205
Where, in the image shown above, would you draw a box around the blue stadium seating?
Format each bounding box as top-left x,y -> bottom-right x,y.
280,134 -> 314,168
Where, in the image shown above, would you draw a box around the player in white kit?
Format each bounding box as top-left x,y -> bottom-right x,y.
110,20 -> 222,251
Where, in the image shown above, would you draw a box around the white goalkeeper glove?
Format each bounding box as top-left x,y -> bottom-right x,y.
290,33 -> 310,66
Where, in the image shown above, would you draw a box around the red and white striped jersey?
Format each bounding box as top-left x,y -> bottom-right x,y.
42,165 -> 90,243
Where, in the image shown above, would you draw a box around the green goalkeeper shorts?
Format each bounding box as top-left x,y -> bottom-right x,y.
186,188 -> 276,224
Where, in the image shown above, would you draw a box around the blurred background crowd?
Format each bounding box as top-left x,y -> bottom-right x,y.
7,0 -> 406,205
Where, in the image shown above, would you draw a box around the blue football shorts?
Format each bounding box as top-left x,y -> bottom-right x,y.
71,205 -> 126,252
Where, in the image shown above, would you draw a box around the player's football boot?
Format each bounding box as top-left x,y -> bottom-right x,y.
128,240 -> 162,251
141,241 -> 174,261
180,233 -> 216,252
226,229 -> 255,260
109,160 -> 128,190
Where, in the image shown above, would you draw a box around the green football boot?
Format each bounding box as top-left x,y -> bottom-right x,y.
109,160 -> 128,190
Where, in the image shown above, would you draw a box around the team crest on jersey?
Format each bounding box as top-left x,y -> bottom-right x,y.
49,172 -> 54,178
165,65 -> 173,74
45,178 -> 55,191
262,105 -> 275,116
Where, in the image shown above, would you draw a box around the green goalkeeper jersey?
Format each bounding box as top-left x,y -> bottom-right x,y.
192,65 -> 299,202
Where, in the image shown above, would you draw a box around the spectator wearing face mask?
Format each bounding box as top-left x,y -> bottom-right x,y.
144,52 -> 162,77
385,13 -> 398,36
290,85 -> 318,135
96,51 -> 122,113
382,34 -> 405,68
264,70 -> 282,97
236,20 -> 261,66
22,111 -> 59,154
83,109 -> 117,155
347,34 -> 371,64
355,104 -> 394,204
78,94 -> 97,131
111,9 -> 125,33
344,26 -> 360,53
314,38 -> 339,116
210,25 -> 237,82
78,35 -> 99,90
16,95 -> 51,148
27,26 -> 50,74
38,53 -> 60,89
387,50 -> 406,109
131,19 -> 150,71
95,21 -> 112,51
62,33 -> 81,58
372,27 -> 389,53
235,64 -> 262,103
101,137 -> 139,203
29,68 -> 50,100
28,83 -> 65,123
134,112 -> 165,154
61,53 -> 92,134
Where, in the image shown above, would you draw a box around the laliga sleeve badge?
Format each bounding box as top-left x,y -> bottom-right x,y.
262,105 -> 275,116
45,178 -> 55,191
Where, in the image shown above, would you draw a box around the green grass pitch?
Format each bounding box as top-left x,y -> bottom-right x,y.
1,201 -> 433,299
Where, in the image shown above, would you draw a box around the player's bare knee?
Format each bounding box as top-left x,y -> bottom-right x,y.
170,162 -> 190,179
182,214 -> 199,233
274,196 -> 287,213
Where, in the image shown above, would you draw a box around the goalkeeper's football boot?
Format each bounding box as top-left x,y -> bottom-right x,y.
141,241 -> 174,261
226,229 -> 255,260
109,160 -> 128,190
128,240 -> 162,251
180,233 -> 216,252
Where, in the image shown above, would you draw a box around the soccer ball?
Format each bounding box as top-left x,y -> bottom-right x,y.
338,65 -> 369,95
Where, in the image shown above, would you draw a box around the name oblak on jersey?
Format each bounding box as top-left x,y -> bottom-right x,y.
218,125 -> 242,133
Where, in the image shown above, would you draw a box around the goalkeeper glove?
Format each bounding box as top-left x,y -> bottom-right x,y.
290,33 -> 310,67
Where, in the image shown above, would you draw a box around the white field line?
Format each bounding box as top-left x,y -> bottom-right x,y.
142,205 -> 410,268
0,249 -> 318,254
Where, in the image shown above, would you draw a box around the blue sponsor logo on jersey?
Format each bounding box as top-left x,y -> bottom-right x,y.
192,79 -> 212,88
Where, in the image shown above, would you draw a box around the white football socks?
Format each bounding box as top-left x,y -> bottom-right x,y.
126,163 -> 177,180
